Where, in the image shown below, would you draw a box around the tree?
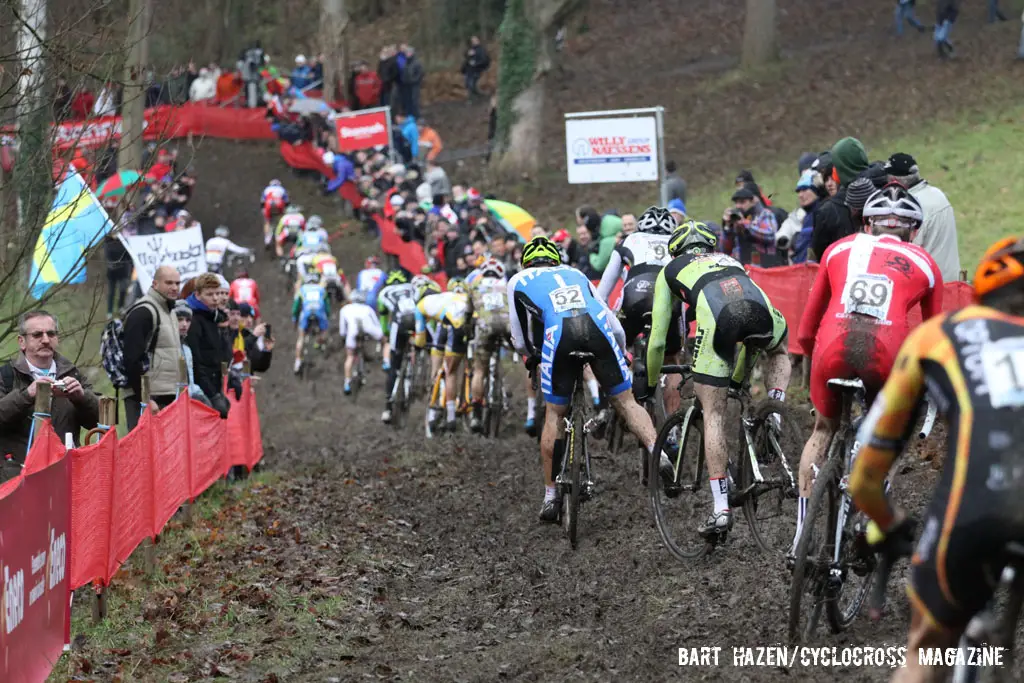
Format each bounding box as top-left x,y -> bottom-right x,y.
741,0 -> 778,68
491,0 -> 582,180
118,0 -> 152,172
320,0 -> 350,103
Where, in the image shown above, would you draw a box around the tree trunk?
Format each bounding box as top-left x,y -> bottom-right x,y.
320,0 -> 348,103
13,0 -> 51,250
741,0 -> 777,68
118,0 -> 151,173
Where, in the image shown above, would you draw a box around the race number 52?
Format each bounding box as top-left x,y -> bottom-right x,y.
549,285 -> 585,313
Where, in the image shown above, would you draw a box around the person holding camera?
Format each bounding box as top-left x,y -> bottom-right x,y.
0,311 -> 98,476
722,184 -> 780,267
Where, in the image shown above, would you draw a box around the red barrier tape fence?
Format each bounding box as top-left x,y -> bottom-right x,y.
0,379 -> 263,681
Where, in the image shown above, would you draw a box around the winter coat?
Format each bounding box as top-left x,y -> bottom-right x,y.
353,71 -> 383,108
400,117 -> 420,158
185,294 -> 230,402
378,56 -> 399,87
0,352 -> 99,463
189,73 -> 217,101
425,165 -> 452,199
589,214 -> 623,274
403,56 -> 425,86
291,65 -> 315,90
461,45 -> 491,74
811,188 -> 855,261
123,288 -> 183,399
909,179 -> 960,281
662,174 -> 688,204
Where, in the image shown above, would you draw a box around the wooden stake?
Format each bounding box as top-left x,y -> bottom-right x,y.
92,585 -> 108,622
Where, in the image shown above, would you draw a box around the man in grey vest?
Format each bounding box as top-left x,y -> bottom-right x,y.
123,266 -> 184,430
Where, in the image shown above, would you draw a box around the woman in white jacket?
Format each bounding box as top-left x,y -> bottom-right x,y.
189,68 -> 218,102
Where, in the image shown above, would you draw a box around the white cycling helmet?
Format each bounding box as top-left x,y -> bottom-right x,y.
863,182 -> 923,233
349,290 -> 367,304
636,206 -> 678,235
480,257 -> 505,280
269,179 -> 282,187
285,205 -> 302,215
215,225 -> 229,238
307,215 -> 323,230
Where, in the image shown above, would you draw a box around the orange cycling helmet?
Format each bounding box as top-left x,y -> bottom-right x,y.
974,236 -> 1024,302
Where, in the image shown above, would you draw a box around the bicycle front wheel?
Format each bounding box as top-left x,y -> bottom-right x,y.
488,360 -> 503,438
563,388 -> 586,550
649,403 -> 712,561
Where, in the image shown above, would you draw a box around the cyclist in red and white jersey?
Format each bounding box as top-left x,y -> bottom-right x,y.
230,268 -> 262,319
261,179 -> 289,248
790,182 -> 943,557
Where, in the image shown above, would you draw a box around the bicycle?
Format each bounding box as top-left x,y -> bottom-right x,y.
475,339 -> 509,438
871,527 -> 1024,683
788,378 -> 880,644
349,333 -> 371,399
299,319 -> 321,380
424,356 -> 472,438
649,357 -> 801,561
386,335 -> 416,430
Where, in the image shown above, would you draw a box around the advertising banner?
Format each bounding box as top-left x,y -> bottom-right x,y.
334,107 -> 392,152
0,454 -> 72,683
565,116 -> 659,184
120,226 -> 206,292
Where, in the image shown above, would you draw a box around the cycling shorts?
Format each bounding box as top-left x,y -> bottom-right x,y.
620,273 -> 682,355
263,202 -> 285,221
277,230 -> 298,247
299,310 -> 328,334
444,321 -> 468,357
389,312 -> 416,350
543,312 -> 631,406
810,321 -> 899,420
473,320 -> 509,361
691,278 -> 787,387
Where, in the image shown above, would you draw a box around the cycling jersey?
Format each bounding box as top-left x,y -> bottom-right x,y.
296,228 -> 330,251
798,233 -> 942,418
507,265 -> 630,405
469,275 -> 510,358
415,292 -> 469,355
339,302 -> 383,350
275,214 -> 306,244
205,236 -> 250,268
230,277 -> 261,316
377,282 -> 417,346
261,185 -> 289,219
648,251 -> 787,387
312,253 -> 343,280
295,252 -> 318,280
850,306 -> 1024,630
292,283 -> 331,333
356,267 -> 384,294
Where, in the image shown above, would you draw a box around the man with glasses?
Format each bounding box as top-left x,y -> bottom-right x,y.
0,311 -> 99,478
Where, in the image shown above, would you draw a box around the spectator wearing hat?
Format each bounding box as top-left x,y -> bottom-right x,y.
174,301 -> 210,405
777,169 -> 825,264
425,158 -> 451,199
844,177 -> 877,228
723,185 -> 779,266
797,152 -> 818,174
886,152 -> 961,280
291,55 -> 315,91
811,136 -> 869,260
662,160 -> 687,205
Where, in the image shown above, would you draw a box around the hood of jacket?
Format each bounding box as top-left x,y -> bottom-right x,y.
598,214 -> 622,239
830,137 -> 869,186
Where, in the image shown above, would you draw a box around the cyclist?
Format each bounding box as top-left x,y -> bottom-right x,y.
275,205 -> 306,259
296,215 -> 331,253
205,226 -> 253,274
377,270 -> 418,423
261,179 -> 289,248
847,236 -> 1024,683
597,206 -> 685,418
230,267 -> 261,319
338,289 -> 384,395
509,236 -> 659,523
292,272 -> 330,375
792,183 -> 942,556
376,268 -> 411,372
414,277 -> 470,433
647,220 -> 791,536
356,255 -> 385,300
313,248 -> 349,302
466,258 -> 511,433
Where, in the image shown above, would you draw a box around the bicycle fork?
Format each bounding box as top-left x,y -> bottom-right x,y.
557,412 -> 595,500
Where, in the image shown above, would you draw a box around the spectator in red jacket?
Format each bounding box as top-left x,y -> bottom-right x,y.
70,88 -> 95,120
351,61 -> 382,110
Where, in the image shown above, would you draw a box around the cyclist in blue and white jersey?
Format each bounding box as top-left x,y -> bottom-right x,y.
507,236 -> 658,522
292,272 -> 331,375
356,255 -> 386,305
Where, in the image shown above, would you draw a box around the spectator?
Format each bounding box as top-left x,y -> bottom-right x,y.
425,158 -> 452,199
440,222 -> 470,278
667,198 -> 687,224
552,228 -> 580,265
378,45 -> 400,108
174,301 -> 209,404
844,177 -> 877,227
572,224 -> 601,279
621,213 -> 638,237
190,67 -> 217,101
989,0 -> 1007,22
461,36 -> 491,99
662,160 -> 687,204
104,234 -> 133,319
0,311 -> 98,473
723,185 -> 779,266
418,119 -> 444,162
400,45 -> 424,118
238,303 -> 274,372
54,77 -> 72,121
935,0 -> 958,58
885,152 -> 961,280
777,169 -> 824,264
895,0 -> 926,35
324,151 -> 357,195
291,55 -> 315,90
186,273 -> 231,419
811,137 -> 868,260
576,205 -> 601,236
239,42 -> 267,108
797,152 -> 817,174
122,266 -> 183,430
351,61 -> 382,109
70,86 -> 95,120
589,213 -> 622,273
94,81 -> 118,117
395,113 -> 419,162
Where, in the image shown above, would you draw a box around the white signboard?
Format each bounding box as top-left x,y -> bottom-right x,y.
565,116 -> 659,184
120,226 -> 206,292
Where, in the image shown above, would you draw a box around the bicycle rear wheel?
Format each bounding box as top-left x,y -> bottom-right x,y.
740,399 -> 801,556
392,355 -> 409,430
562,384 -> 586,550
788,453 -> 842,644
649,403 -> 712,561
487,359 -> 503,438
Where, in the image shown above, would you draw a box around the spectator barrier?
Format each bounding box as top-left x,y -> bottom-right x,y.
0,378 -> 263,681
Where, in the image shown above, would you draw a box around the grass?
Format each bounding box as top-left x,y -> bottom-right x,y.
682,104 -> 1024,273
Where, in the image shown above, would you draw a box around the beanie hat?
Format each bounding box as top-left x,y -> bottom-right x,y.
216,274 -> 230,290
735,169 -> 756,185
795,169 -> 817,191
667,198 -> 687,217
844,177 -> 876,214
797,152 -> 817,174
830,137 -> 869,186
174,300 -> 193,319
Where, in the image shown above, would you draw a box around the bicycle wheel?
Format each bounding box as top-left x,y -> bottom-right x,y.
648,402 -> 712,561
562,384 -> 586,550
488,359 -> 503,438
392,356 -> 409,430
425,370 -> 444,439
826,424 -> 878,633
788,452 -> 842,645
739,399 -> 802,556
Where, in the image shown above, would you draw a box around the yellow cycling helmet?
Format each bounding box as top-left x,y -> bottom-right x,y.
668,220 -> 718,257
521,236 -> 561,268
448,277 -> 468,295
416,279 -> 442,301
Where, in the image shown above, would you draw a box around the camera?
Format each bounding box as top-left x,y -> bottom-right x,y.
50,380 -> 67,391
726,208 -> 744,223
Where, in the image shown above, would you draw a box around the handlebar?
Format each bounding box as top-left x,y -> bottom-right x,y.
660,364 -> 692,376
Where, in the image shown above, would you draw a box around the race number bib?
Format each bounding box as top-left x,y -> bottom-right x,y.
482,292 -> 505,311
842,273 -> 893,321
303,289 -> 321,305
321,262 -> 338,277
549,285 -> 585,313
649,242 -> 669,264
981,338 -> 1024,408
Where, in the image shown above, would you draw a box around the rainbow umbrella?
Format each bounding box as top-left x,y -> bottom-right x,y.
97,170 -> 142,199
484,199 -> 535,241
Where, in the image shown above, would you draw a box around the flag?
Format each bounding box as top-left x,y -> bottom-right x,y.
29,170 -> 113,300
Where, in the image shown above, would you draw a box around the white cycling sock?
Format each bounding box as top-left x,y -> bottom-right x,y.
544,485 -> 557,502
427,407 -> 437,423
710,477 -> 729,513
792,497 -> 808,552
446,400 -> 456,421
526,396 -> 537,418
587,379 -> 600,404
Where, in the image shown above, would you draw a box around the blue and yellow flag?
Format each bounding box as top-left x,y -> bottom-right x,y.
29,171 -> 113,300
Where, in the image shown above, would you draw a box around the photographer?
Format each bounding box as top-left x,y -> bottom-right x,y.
238,42 -> 267,108
722,185 -> 780,267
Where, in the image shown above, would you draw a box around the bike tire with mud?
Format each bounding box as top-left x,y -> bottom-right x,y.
563,385 -> 585,550
488,360 -> 503,439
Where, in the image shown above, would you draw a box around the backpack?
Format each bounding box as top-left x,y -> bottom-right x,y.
100,301 -> 160,389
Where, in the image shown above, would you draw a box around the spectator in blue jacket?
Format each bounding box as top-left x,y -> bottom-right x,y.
395,113 -> 419,161
324,152 -> 356,194
291,55 -> 315,90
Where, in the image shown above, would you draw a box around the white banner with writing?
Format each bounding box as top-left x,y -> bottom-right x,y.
120,226 -> 206,292
565,116 -> 658,184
